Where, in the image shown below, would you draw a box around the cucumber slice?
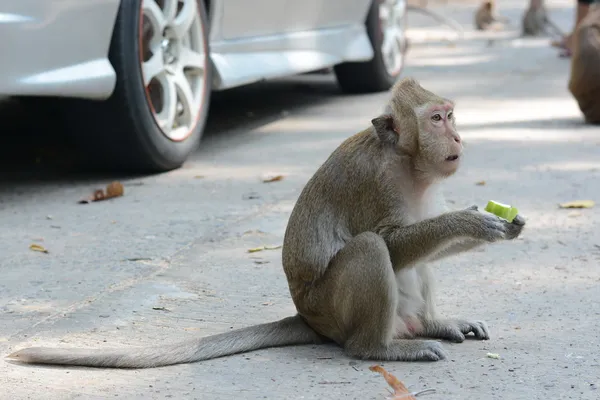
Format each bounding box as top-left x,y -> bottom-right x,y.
484,200 -> 519,223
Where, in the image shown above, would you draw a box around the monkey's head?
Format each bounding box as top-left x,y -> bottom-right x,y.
483,1 -> 493,11
371,77 -> 463,180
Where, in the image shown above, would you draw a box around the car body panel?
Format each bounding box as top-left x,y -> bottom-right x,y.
0,0 -> 377,100
0,0 -> 121,100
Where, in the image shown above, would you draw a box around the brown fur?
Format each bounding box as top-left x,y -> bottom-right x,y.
475,1 -> 505,30
568,5 -> 600,124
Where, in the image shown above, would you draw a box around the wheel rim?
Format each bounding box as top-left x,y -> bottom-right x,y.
379,0 -> 406,77
139,0 -> 207,142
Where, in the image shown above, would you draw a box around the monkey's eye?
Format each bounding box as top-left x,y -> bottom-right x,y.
431,114 -> 442,122
447,112 -> 453,119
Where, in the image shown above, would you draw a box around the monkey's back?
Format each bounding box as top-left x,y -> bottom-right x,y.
281,128 -> 395,286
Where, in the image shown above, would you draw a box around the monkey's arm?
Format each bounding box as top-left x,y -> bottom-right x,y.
375,208 -> 523,271
375,214 -> 472,271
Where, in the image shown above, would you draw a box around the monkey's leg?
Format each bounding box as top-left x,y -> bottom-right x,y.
413,267 -> 490,343
418,319 -> 490,343
322,232 -> 448,362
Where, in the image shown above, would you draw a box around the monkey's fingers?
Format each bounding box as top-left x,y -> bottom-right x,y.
511,214 -> 526,226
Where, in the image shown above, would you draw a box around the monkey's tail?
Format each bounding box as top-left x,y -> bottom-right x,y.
6,315 -> 322,369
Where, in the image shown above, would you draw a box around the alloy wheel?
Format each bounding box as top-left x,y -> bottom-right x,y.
139,0 -> 208,142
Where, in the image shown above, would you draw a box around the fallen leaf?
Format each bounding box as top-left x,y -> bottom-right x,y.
29,244 -> 49,254
243,230 -> 267,236
261,301 -> 274,306
247,244 -> 282,253
369,365 -> 416,399
106,181 -> 124,197
194,175 -> 205,179
486,352 -> 501,359
261,173 -> 285,183
79,181 -> 125,204
567,211 -> 582,218
248,247 -> 265,253
475,180 -> 486,186
558,200 -> 595,209
152,307 -> 171,312
254,260 -> 270,265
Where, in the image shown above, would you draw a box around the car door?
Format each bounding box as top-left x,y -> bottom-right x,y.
283,0 -> 372,32
219,0 -> 291,39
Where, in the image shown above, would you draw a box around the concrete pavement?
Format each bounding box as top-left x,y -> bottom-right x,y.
1,1 -> 599,399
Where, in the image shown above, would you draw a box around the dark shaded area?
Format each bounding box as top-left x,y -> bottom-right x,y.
0,73 -> 341,186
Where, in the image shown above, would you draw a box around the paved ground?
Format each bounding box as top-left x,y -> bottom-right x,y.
1,1 -> 599,399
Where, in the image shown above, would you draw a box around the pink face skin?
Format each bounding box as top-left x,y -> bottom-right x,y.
425,102 -> 463,174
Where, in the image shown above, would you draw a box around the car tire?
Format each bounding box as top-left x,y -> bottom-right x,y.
334,0 -> 408,94
71,0 -> 212,173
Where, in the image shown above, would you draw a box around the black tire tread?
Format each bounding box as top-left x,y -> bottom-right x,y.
334,0 -> 406,94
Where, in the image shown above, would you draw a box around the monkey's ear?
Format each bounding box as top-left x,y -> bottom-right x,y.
371,114 -> 398,144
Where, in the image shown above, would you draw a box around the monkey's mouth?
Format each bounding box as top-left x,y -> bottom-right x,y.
445,155 -> 460,161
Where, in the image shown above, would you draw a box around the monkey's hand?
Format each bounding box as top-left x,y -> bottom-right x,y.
452,205 -> 525,242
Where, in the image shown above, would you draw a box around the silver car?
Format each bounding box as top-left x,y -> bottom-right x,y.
0,0 -> 407,172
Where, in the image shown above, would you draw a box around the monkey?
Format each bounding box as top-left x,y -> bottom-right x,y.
5,78 -> 525,368
568,4 -> 600,124
521,0 -> 566,37
474,1 -> 509,31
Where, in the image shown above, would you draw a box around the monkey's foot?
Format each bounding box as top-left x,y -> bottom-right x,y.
346,339 -> 448,362
420,319 -> 489,343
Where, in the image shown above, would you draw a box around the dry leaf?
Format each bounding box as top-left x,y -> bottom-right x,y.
558,200 -> 595,209
248,247 -> 265,253
475,180 -> 486,186
194,175 -> 205,179
486,352 -> 501,359
568,211 -> 582,218
247,244 -> 282,253
243,229 -> 267,236
79,181 -> 125,204
261,173 -> 285,183
261,301 -> 274,306
106,181 -> 124,197
369,365 -> 416,399
29,244 -> 49,254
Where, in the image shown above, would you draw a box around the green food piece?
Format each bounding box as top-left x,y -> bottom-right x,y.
484,200 -> 519,223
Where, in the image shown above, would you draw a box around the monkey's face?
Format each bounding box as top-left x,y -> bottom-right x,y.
418,102 -> 463,178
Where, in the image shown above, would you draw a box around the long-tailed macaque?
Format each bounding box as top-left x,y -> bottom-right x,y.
475,0 -> 509,30
6,78 -> 525,368
568,4 -> 600,124
522,0 -> 565,37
